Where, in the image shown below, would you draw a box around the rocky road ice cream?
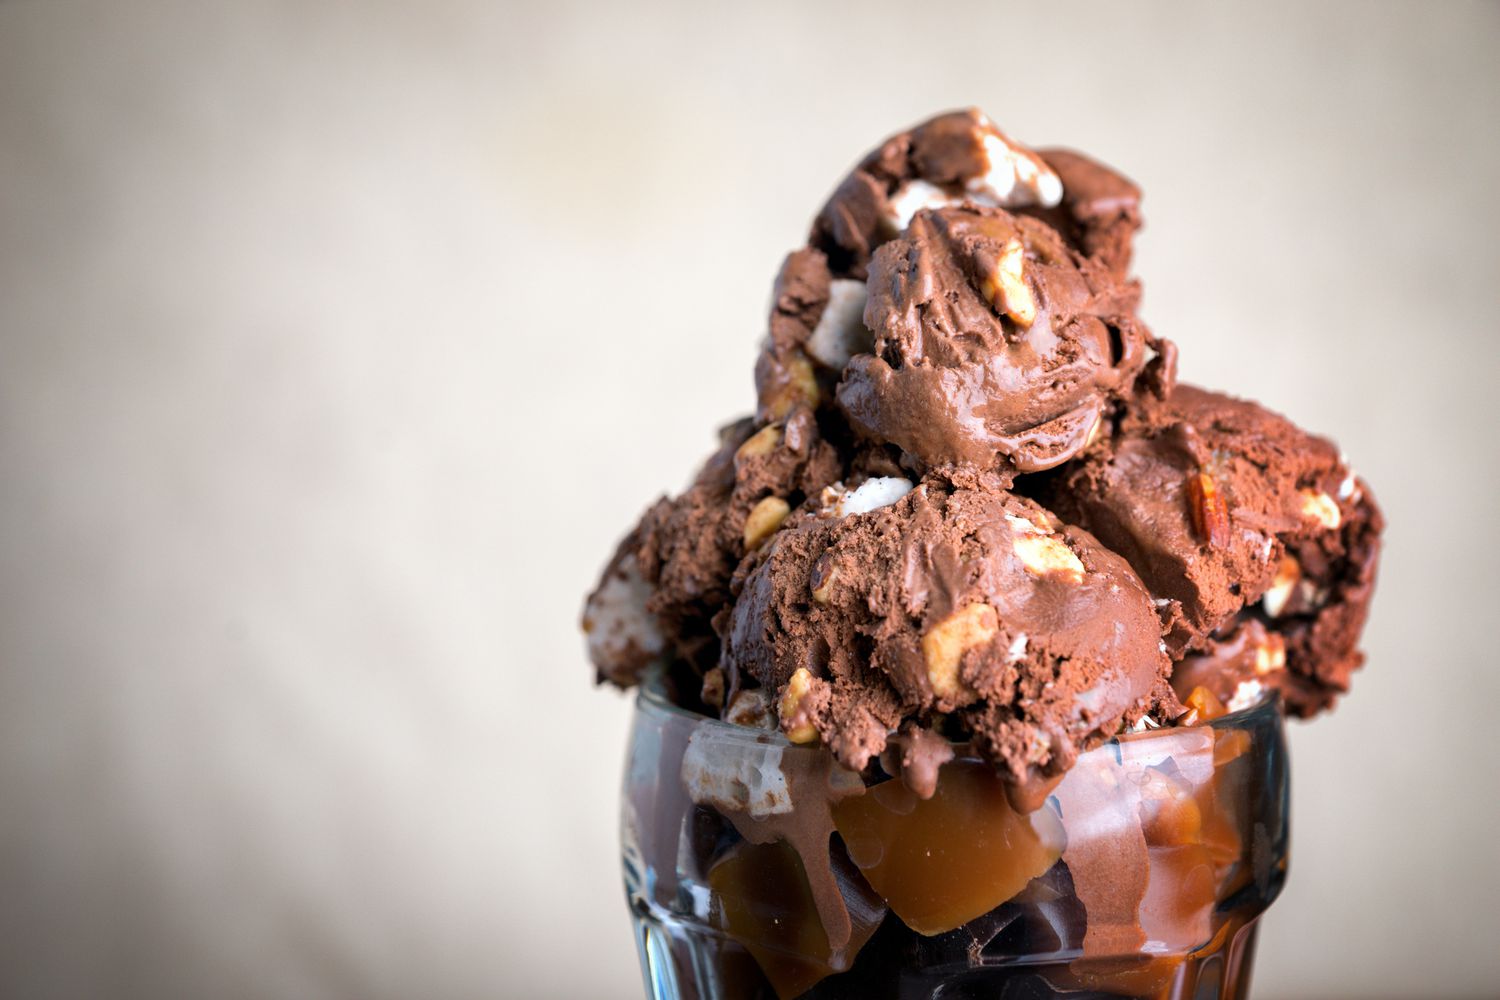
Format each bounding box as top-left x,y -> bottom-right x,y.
585,107 -> 1380,771
586,107 -> 1383,998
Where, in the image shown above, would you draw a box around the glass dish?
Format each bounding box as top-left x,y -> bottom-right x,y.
622,670 -> 1288,999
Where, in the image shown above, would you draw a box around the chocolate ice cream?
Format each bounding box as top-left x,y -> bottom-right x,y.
838,204 -> 1153,476
1040,384 -> 1383,715
724,483 -> 1173,808
587,107 -> 1382,1000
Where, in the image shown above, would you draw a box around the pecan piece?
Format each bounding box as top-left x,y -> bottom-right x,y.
1186,471 -> 1229,548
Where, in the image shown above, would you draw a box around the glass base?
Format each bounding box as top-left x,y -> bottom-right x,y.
632,900 -> 1260,1000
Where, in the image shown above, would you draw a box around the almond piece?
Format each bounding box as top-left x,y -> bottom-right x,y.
762,352 -> 821,420
743,496 -> 791,551
809,556 -> 839,605
1254,633 -> 1287,675
700,667 -> 727,710
734,425 -> 782,466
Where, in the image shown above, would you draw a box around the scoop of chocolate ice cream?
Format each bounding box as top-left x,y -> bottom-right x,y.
1042,385 -> 1382,714
582,407 -> 843,684
810,108 -> 1140,281
836,205 -> 1152,477
756,110 -> 1158,461
722,482 -> 1174,803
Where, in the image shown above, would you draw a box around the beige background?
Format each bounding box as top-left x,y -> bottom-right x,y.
1,1 -> 1497,997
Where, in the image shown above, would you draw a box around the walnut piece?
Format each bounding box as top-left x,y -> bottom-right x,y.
778,667 -> 820,744
978,238 -> 1036,328
921,603 -> 998,702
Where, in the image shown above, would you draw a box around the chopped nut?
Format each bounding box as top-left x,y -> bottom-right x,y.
743,496 -> 791,550
762,352 -> 821,419
724,689 -> 773,729
1024,725 -> 1052,764
809,556 -> 839,605
978,238 -> 1036,328
921,603 -> 998,702
1084,413 -> 1106,450
1006,633 -> 1029,662
1254,633 -> 1287,675
1299,489 -> 1341,530
778,667 -> 820,744
1297,578 -> 1328,609
1183,685 -> 1227,723
1187,471 -> 1230,549
1012,529 -> 1085,583
700,667 -> 726,710
1261,555 -> 1301,619
734,425 -> 782,466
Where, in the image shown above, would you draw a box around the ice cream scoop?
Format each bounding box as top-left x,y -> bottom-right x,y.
724,483 -> 1175,807
838,204 -> 1153,476
1041,385 -> 1383,715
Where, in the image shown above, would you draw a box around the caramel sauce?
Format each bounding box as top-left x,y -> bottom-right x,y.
831,759 -> 1064,935
707,840 -> 882,1000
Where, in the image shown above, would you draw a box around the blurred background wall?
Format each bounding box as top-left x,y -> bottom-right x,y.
1,1 -> 1496,997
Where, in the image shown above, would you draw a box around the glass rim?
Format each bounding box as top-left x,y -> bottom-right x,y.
635,662 -> 1279,750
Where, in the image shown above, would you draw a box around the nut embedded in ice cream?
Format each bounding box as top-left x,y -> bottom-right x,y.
1043,385 -> 1383,714
837,205 -> 1153,475
723,485 -> 1175,797
921,602 -> 999,704
585,406 -> 843,680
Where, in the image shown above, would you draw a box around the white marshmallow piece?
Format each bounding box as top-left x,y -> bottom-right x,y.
681,729 -> 792,819
885,179 -> 954,232
584,563 -> 665,668
883,118 -> 1064,236
722,689 -> 773,730
969,132 -> 1064,209
829,476 -> 914,518
804,279 -> 873,371
1226,679 -> 1266,714
1007,633 -> 1029,662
